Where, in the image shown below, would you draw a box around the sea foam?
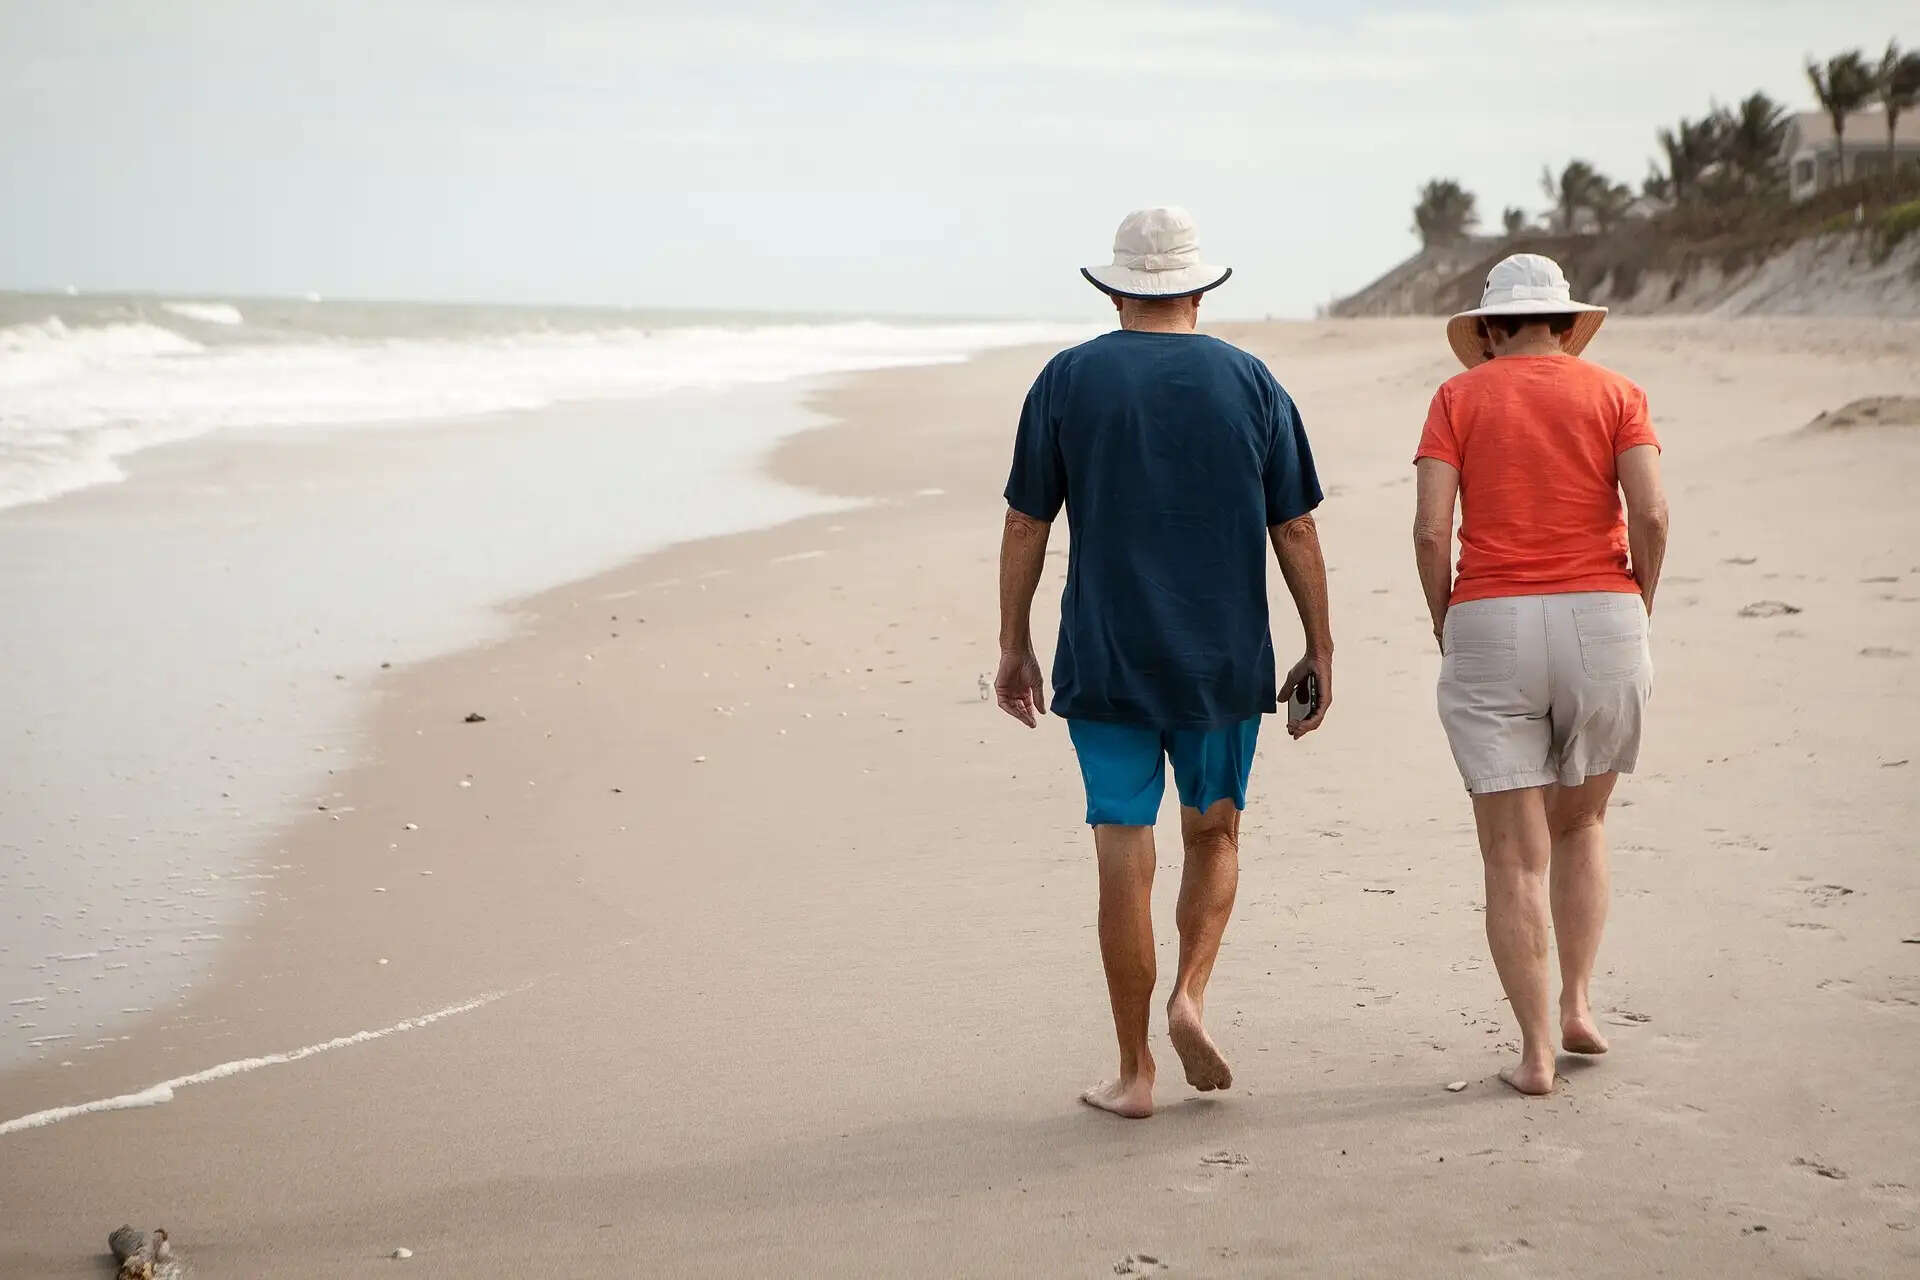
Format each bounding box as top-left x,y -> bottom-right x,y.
160,301 -> 245,326
0,987 -> 514,1136
0,314 -> 1078,511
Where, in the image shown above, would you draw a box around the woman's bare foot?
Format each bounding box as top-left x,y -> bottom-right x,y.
1081,1059 -> 1155,1118
1167,995 -> 1233,1091
1499,1056 -> 1557,1097
1560,1007 -> 1610,1055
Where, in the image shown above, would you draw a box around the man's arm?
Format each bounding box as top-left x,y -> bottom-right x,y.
1618,444 -> 1669,615
1269,512 -> 1333,739
1413,459 -> 1459,650
996,507 -> 1052,727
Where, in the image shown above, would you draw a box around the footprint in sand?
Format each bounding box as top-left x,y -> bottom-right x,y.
1460,1238 -> 1535,1262
1860,646 -> 1911,659
1869,1181 -> 1918,1200
1793,1156 -> 1848,1180
1649,1031 -> 1701,1058
1615,1084 -> 1709,1128
1817,976 -> 1918,1010
1514,1141 -> 1583,1167
1807,396 -> 1920,431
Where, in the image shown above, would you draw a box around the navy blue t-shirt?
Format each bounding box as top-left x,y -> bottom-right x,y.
1005,330 -> 1322,730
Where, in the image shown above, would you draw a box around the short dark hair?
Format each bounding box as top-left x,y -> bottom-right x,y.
1482,313 -> 1577,338
1112,291 -> 1201,310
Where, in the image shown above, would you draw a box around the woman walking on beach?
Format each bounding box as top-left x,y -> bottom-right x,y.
1411,254 -> 1670,1096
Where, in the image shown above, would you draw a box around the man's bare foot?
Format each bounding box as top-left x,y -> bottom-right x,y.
1499,1057 -> 1557,1096
1561,1009 -> 1610,1055
1167,995 -> 1233,1092
1080,1069 -> 1155,1119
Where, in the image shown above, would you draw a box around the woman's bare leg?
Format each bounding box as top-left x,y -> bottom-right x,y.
1473,787 -> 1556,1096
1546,773 -> 1617,1054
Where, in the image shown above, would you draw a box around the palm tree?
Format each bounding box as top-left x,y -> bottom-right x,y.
1657,113 -> 1727,202
1724,92 -> 1790,192
1879,40 -> 1920,166
1540,161 -> 1608,232
1641,163 -> 1671,203
1589,181 -> 1636,233
1656,128 -> 1687,200
1412,179 -> 1479,248
1502,206 -> 1528,237
1806,50 -> 1875,185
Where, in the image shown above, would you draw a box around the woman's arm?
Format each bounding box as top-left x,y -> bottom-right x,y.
1413,459 -> 1459,650
1617,444 -> 1669,615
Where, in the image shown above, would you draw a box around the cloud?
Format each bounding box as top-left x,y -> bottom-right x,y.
2,0 -> 1914,315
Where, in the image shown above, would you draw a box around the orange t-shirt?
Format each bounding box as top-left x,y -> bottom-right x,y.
1415,353 -> 1659,606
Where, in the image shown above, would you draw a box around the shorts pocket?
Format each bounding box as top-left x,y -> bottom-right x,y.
1573,600 -> 1648,681
1442,603 -> 1518,684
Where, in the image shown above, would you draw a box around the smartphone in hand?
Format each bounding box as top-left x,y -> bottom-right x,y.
1287,672 -> 1319,727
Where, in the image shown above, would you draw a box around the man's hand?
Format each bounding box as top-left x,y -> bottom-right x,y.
997,506 -> 1052,728
1281,651 -> 1332,739
1269,513 -> 1334,741
995,649 -> 1047,727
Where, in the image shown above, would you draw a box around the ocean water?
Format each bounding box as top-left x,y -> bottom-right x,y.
0,293 -> 1075,510
0,294 -> 1082,1076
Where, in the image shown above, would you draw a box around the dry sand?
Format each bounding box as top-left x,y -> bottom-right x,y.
3,317 -> 1919,1277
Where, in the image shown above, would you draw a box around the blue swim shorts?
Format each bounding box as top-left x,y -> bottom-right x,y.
1066,717 -> 1262,827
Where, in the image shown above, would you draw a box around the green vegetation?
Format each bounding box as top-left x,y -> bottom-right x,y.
1879,199 -> 1920,248
1807,51 -> 1875,173
1410,37 -> 1920,256
1538,160 -> 1632,233
1411,179 -> 1478,248
1880,41 -> 1920,158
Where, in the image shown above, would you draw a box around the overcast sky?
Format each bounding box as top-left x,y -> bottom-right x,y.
2,1 -> 1912,319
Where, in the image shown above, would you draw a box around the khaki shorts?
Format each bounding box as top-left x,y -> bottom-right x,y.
1437,592 -> 1652,795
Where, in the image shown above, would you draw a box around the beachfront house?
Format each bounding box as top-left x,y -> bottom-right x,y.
1782,108 -> 1920,200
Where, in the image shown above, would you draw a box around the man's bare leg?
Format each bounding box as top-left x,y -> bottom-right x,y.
1083,823 -> 1157,1118
1547,773 -> 1616,1055
1167,800 -> 1239,1091
1473,787 -> 1557,1096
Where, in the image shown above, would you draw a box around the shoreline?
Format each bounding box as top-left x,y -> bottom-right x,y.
5,318 -> 1919,1276
0,340 -> 1071,1119
0,377 -> 856,1072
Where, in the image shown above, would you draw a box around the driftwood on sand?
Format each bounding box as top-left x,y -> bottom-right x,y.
108,1226 -> 185,1279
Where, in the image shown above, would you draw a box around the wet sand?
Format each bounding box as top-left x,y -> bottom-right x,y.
3,317 -> 1918,1277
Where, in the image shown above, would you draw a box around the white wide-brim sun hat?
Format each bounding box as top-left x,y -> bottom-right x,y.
1446,253 -> 1607,369
1082,206 -> 1232,299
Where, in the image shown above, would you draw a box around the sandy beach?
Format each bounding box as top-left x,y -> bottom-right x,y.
4,316 -> 1919,1277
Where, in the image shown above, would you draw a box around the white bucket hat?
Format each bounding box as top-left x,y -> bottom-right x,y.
1446,253 -> 1607,370
1082,206 -> 1232,299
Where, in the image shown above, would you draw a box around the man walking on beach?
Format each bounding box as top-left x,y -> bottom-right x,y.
996,207 -> 1333,1118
